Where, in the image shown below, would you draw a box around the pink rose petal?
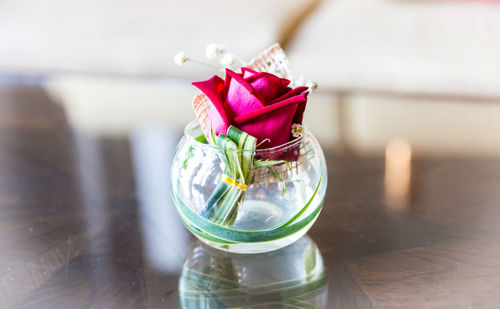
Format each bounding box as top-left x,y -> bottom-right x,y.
241,67 -> 259,78
224,69 -> 266,117
244,72 -> 289,103
233,93 -> 308,148
192,76 -> 231,136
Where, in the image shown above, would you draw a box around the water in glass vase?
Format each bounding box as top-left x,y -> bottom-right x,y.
171,120 -> 327,254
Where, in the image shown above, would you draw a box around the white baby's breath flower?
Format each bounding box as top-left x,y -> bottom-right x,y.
174,51 -> 188,66
306,80 -> 318,91
291,123 -> 304,138
220,53 -> 236,68
205,43 -> 226,59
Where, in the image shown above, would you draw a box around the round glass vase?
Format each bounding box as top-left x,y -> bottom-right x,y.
171,120 -> 327,254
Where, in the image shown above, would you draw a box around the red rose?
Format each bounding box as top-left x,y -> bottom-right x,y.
193,67 -> 308,148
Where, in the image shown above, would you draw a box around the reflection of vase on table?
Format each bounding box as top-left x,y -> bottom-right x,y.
179,235 -> 328,308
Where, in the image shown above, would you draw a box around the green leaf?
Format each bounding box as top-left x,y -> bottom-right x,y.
215,134 -> 241,179
227,126 -> 257,181
201,126 -> 257,227
254,159 -> 290,168
266,165 -> 289,199
200,182 -> 232,220
254,159 -> 292,198
274,175 -> 323,229
172,174 -> 324,243
195,134 -> 208,144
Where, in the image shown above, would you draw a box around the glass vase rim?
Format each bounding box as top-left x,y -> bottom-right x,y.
183,119 -> 307,153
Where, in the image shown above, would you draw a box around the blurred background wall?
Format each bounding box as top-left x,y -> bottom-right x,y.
1,0 -> 499,157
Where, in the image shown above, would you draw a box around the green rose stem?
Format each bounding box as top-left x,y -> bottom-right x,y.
201,126 -> 257,226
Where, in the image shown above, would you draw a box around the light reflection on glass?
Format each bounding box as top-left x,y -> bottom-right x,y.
131,126 -> 191,273
178,235 -> 327,308
385,138 -> 412,210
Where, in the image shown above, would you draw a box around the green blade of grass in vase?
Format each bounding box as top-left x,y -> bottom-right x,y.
172,180 -> 323,243
200,126 -> 256,226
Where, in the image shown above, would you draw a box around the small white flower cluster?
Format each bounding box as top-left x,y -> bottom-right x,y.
220,53 -> 236,67
174,43 -> 246,71
306,80 -> 318,91
291,123 -> 304,138
205,43 -> 226,59
206,43 -> 245,69
174,51 -> 188,66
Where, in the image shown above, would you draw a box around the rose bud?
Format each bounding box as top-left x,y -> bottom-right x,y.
192,68 -> 309,150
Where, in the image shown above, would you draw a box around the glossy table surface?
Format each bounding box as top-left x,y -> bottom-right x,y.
1,84 -> 500,308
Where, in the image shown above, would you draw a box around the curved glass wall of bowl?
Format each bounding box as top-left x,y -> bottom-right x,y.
179,235 -> 327,308
171,120 -> 327,253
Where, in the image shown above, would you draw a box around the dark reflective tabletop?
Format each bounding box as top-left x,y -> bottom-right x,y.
1,84 -> 500,308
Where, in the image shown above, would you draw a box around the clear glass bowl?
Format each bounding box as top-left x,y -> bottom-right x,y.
171,120 -> 327,254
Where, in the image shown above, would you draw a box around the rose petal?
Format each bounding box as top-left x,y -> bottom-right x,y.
244,71 -> 290,103
241,67 -> 259,79
224,68 -> 266,117
293,92 -> 308,125
269,86 -> 309,129
241,67 -> 290,89
192,75 -> 231,136
280,78 -> 291,88
269,86 -> 308,104
233,93 -> 308,147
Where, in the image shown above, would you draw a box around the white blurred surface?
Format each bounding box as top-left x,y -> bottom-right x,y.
0,0 -> 313,78
289,0 -> 500,96
45,77 -> 197,135
342,94 -> 500,157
